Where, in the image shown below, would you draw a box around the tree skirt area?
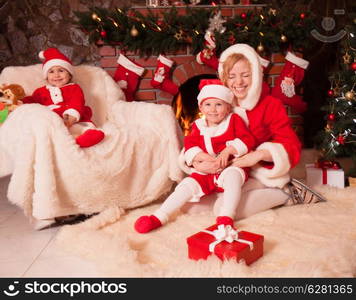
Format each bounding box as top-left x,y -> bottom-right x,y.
55,185 -> 356,278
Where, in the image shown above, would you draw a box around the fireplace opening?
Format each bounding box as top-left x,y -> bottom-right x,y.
172,73 -> 218,136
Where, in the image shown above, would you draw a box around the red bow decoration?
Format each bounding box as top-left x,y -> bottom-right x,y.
314,160 -> 341,184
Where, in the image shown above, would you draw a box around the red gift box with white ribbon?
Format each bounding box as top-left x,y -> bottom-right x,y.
186,224 -> 264,265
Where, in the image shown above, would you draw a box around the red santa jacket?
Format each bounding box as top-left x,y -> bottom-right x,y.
233,94 -> 302,187
22,83 -> 92,122
184,113 -> 256,166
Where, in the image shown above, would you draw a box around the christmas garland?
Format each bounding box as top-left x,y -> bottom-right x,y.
74,5 -> 317,57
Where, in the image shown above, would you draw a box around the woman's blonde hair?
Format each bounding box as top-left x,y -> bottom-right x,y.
220,53 -> 250,86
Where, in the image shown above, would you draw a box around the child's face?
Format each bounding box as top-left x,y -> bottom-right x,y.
199,98 -> 231,127
47,66 -> 71,88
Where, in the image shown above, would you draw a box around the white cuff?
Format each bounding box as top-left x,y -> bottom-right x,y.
226,138 -> 248,157
63,108 -> 80,122
184,146 -> 203,166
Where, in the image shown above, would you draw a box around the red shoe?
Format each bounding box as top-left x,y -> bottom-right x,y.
134,215 -> 162,233
76,129 -> 105,148
216,216 -> 234,227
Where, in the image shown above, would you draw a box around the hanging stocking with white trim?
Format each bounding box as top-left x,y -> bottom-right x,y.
150,54 -> 179,96
271,51 -> 309,113
196,31 -> 219,70
114,53 -> 145,102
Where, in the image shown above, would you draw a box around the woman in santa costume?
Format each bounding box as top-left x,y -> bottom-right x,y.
22,48 -> 104,148
134,79 -> 256,233
181,43 -> 325,219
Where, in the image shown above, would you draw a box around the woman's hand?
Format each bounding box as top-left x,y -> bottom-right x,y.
232,149 -> 269,168
63,114 -> 77,128
216,146 -> 236,169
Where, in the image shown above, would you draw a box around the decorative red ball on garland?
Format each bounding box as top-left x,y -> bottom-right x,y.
100,30 -> 107,38
300,13 -> 305,19
351,62 -> 356,71
336,135 -> 345,145
327,89 -> 334,96
327,113 -> 335,121
241,13 -> 247,19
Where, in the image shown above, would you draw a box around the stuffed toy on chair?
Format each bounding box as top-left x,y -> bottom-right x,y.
0,83 -> 25,123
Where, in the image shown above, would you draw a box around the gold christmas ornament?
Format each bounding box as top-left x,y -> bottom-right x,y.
343,52 -> 352,64
280,34 -> 287,42
130,26 -> 139,37
91,13 -> 101,22
345,90 -> 355,100
257,43 -> 264,52
174,30 -> 184,40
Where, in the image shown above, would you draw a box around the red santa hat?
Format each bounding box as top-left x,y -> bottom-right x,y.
197,79 -> 234,106
218,44 -> 263,111
39,48 -> 74,78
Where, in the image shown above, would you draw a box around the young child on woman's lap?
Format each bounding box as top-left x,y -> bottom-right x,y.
22,47 -> 104,148
135,79 -> 256,233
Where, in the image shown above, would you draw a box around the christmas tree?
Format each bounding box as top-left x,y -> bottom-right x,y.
315,21 -> 356,178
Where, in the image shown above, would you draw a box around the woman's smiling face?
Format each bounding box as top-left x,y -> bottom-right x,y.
226,59 -> 252,101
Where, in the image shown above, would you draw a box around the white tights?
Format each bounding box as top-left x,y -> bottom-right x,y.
154,167 -> 245,224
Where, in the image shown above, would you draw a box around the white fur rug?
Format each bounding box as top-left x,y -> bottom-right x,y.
56,185 -> 356,278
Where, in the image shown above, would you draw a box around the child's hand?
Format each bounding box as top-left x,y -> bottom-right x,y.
216,146 -> 236,169
63,114 -> 76,128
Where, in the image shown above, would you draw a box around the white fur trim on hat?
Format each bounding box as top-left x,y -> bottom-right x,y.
250,142 -> 291,188
158,54 -> 174,67
117,54 -> 145,76
43,59 -> 73,78
285,52 -> 309,69
218,44 -> 263,111
197,84 -> 234,106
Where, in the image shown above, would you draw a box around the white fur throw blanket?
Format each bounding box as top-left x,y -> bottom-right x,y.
0,65 -> 184,222
56,185 -> 356,277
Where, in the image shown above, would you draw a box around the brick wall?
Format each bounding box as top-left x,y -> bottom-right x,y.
98,5 -> 304,141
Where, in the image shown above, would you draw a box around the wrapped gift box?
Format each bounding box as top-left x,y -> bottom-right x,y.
306,163 -> 344,188
186,224 -> 264,265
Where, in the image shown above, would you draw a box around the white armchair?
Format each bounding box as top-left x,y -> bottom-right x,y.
0,64 -> 184,226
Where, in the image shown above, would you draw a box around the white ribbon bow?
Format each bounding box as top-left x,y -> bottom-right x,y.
202,224 -> 254,253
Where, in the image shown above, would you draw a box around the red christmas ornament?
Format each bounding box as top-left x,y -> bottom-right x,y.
228,34 -> 236,45
336,135 -> 345,145
241,13 -> 247,19
100,30 -> 107,38
351,62 -> 356,71
300,13 -> 305,19
327,89 -> 334,96
327,113 -> 335,121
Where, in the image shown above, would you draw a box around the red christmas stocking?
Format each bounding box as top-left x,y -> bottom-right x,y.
196,32 -> 219,70
150,55 -> 179,96
114,54 -> 145,102
271,52 -> 309,113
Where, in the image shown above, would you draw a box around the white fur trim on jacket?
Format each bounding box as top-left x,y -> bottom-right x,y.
285,52 -> 309,69
63,108 -> 80,122
226,138 -> 248,157
117,54 -> 145,76
250,142 -> 291,188
184,146 -> 203,166
218,44 -> 263,111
